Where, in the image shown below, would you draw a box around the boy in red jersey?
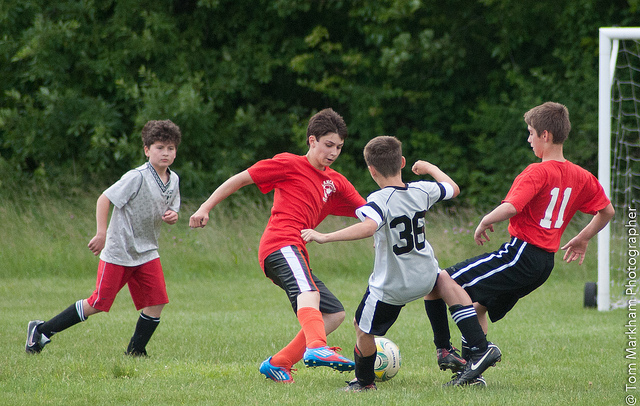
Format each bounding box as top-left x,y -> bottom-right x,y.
189,108 -> 365,383
424,102 -> 615,385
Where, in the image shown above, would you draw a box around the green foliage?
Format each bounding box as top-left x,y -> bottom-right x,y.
0,1 -> 637,204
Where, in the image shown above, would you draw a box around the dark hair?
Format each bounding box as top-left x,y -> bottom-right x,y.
523,102 -> 571,144
141,120 -> 182,148
306,108 -> 347,146
364,136 -> 403,177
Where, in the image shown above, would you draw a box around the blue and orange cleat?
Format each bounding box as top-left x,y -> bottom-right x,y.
303,346 -> 355,372
259,357 -> 295,383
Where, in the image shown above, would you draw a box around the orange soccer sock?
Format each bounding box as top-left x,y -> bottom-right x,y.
270,329 -> 306,368
297,306 -> 327,349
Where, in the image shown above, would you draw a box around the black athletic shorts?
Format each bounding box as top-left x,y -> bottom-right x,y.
263,245 -> 345,315
354,288 -> 404,336
446,237 -> 554,322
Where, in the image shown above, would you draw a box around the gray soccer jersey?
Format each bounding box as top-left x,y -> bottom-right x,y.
355,181 -> 454,305
100,162 -> 180,266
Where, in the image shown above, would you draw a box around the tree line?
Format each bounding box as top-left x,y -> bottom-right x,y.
0,0 -> 637,207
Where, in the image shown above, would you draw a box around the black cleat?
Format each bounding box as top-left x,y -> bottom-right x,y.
444,372 -> 487,388
126,338 -> 149,357
453,343 -> 501,386
125,348 -> 148,357
342,378 -> 377,392
470,375 -> 487,387
25,320 -> 50,354
437,345 -> 467,372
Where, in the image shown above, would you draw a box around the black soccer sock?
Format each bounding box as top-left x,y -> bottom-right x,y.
460,336 -> 471,361
449,304 -> 487,354
38,300 -> 86,338
425,299 -> 451,349
126,312 -> 160,355
354,345 -> 377,386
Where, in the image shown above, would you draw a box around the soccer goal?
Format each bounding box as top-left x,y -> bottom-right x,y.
596,27 -> 640,311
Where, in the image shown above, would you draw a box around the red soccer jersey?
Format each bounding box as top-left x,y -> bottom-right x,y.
503,160 -> 611,252
247,153 -> 366,269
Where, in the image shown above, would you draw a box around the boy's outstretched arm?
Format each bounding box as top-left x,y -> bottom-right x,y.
189,170 -> 254,228
302,217 -> 377,244
474,202 -> 518,245
411,160 -> 460,198
561,203 -> 615,265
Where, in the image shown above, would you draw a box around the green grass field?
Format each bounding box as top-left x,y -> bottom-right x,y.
0,194 -> 629,405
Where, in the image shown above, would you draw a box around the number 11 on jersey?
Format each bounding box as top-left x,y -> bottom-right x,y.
539,187 -> 572,229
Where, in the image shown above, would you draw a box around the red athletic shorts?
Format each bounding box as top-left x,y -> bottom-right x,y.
87,258 -> 169,312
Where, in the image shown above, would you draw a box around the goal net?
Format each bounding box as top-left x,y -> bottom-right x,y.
598,27 -> 640,311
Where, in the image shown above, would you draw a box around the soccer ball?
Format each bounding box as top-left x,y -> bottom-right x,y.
374,337 -> 401,382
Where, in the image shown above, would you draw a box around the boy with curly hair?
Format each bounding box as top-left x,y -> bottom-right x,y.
26,119 -> 182,357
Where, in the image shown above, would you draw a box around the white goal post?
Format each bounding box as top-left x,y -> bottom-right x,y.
598,27 -> 640,311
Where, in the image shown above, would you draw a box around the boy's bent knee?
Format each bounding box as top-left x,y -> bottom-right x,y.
142,304 -> 165,318
323,311 -> 345,334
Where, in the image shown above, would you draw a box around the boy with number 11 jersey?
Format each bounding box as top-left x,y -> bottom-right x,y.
424,102 -> 614,385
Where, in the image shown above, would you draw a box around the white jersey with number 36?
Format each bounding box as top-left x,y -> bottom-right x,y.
356,181 -> 454,305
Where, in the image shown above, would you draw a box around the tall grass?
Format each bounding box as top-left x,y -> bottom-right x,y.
0,193 -> 627,405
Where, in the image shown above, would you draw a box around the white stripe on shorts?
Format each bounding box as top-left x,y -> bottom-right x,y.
358,293 -> 379,334
88,260 -> 108,308
450,238 -> 517,280
281,246 -> 312,292
457,239 -> 528,289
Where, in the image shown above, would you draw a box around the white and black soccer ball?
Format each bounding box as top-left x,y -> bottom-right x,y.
374,337 -> 401,382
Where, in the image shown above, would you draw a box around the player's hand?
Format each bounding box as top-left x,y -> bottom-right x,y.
88,233 -> 106,256
474,223 -> 494,246
301,228 -> 326,244
411,160 -> 435,176
162,210 -> 178,225
189,209 -> 209,228
561,236 -> 588,265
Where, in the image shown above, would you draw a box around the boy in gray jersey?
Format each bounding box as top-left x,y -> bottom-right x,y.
26,120 -> 181,356
302,136 -> 501,389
